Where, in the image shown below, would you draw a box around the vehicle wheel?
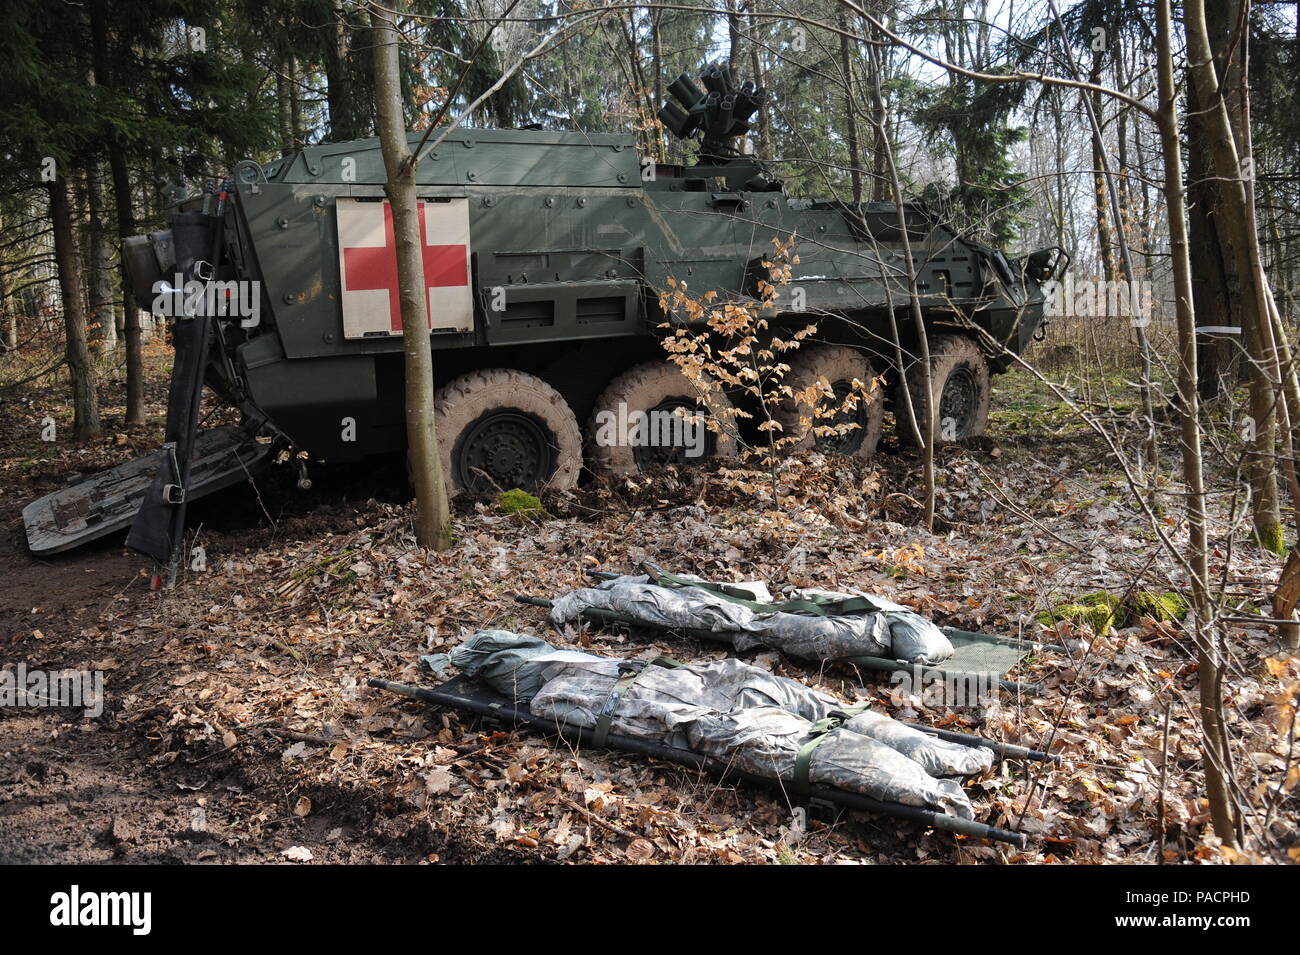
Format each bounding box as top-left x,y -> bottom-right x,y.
587,361 -> 737,477
775,344 -> 884,457
897,334 -> 991,444
434,369 -> 583,494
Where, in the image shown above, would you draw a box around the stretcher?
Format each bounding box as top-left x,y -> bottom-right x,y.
518,564 -> 1064,695
369,673 -> 1041,848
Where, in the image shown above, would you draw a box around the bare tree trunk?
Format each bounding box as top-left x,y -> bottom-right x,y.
838,9 -> 863,204
0,210 -> 14,353
866,30 -> 935,529
0,269 -> 11,353
49,177 -> 101,441
1187,95 -> 1240,403
370,1 -> 452,551
1156,0 -> 1237,847
724,0 -> 742,75
290,56 -> 304,149
1238,16 -> 1300,544
1088,50 -> 1116,283
864,1 -> 889,201
85,159 -> 117,352
92,2 -> 144,425
745,5 -> 770,159
619,12 -> 657,160
651,8 -> 665,161
277,53 -> 295,157
109,151 -> 144,425
83,39 -> 117,356
1185,0 -> 1289,553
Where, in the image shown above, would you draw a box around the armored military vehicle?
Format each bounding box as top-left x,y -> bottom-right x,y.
23,64 -> 1063,567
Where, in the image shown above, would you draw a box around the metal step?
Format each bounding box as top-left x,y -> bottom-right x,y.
23,425 -> 274,556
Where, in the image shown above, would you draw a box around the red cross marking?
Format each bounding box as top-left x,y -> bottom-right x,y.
342,202 -> 468,332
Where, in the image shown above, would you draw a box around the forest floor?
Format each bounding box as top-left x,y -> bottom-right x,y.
1,341 -> 1297,865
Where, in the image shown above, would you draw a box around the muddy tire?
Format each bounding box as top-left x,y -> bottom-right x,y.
587,361 -> 737,477
434,368 -> 583,494
897,334 -> 991,445
775,344 -> 884,458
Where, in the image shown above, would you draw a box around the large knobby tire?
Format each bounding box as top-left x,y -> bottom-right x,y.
434,369 -> 582,494
775,344 -> 885,458
587,360 -> 737,477
897,334 -> 992,445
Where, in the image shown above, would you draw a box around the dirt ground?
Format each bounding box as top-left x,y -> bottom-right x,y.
0,484 -> 954,865
0,493 -> 489,864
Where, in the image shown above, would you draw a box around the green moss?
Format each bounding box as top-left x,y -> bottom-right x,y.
1131,591 -> 1188,622
497,488 -> 548,518
1256,521 -> 1287,555
1036,591 -> 1126,635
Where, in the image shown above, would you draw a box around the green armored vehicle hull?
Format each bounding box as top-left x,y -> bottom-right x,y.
229,125 -> 1052,459
25,67 -> 1062,560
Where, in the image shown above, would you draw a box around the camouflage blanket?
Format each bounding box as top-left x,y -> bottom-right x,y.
441,631 -> 991,819
546,573 -> 955,665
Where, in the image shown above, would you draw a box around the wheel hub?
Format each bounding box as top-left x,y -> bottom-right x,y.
631,399 -> 712,470
938,365 -> 978,439
456,410 -> 555,492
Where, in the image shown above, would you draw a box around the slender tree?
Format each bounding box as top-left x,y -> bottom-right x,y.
1155,0 -> 1237,847
48,176 -> 101,440
370,0 -> 453,550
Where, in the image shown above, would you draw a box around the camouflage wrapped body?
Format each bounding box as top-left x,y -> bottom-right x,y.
448,631 -> 990,819
547,574 -> 955,665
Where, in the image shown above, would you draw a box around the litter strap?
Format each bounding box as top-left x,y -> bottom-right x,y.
591,657 -> 682,748
792,703 -> 872,795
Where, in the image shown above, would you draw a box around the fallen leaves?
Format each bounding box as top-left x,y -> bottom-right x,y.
9,361 -> 1298,865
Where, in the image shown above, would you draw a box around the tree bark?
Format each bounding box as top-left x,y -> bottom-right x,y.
290,56 -> 304,149
1156,0 -> 1238,847
838,9 -> 863,204
370,1 -> 452,550
91,3 -> 144,425
49,177 -> 101,441
1185,0 -> 1290,553
1087,50 -> 1116,283
745,5 -> 770,159
0,209 -> 14,353
328,0 -> 370,141
866,30 -> 935,530
85,159 -> 117,352
724,0 -> 742,75
277,53 -> 295,157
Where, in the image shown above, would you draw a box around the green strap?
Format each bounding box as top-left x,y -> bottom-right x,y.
791,704 -> 871,795
641,561 -> 882,618
793,717 -> 840,795
591,658 -> 681,748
